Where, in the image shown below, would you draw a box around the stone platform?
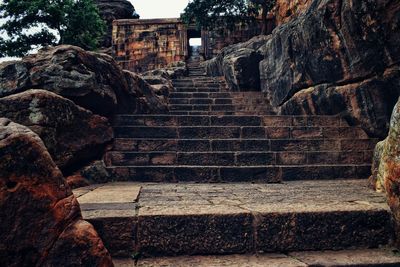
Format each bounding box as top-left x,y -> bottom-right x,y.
74,180 -> 395,261
113,249 -> 400,267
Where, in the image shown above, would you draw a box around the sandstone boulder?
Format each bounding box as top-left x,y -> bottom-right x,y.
80,160 -> 111,184
256,0 -> 400,137
0,118 -> 112,266
222,48 -> 263,91
273,0 -> 312,26
280,66 -> 400,138
123,70 -> 169,113
0,45 -> 167,116
370,97 -> 400,246
95,0 -> 136,47
0,89 -> 113,174
260,0 -> 400,108
204,35 -> 270,91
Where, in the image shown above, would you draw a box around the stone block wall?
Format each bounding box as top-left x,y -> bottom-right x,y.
113,19 -> 188,72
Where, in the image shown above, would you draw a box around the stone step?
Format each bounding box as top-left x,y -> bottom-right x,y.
113,115 -> 348,127
170,92 -> 232,98
169,104 -> 237,112
173,84 -> 221,89
174,88 -> 222,93
105,165 -> 371,182
168,104 -> 275,112
169,98 -> 233,105
75,180 -> 393,257
112,138 -> 378,152
168,111 -> 276,115
113,249 -> 400,267
113,126 -> 368,139
105,151 -> 372,166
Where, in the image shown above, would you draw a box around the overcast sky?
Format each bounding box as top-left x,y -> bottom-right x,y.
131,0 -> 189,19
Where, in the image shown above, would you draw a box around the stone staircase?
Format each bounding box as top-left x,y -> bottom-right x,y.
75,61 -> 400,266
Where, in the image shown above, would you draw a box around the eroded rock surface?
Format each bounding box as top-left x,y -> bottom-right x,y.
0,45 -> 167,116
261,0 -> 400,137
370,98 -> 400,245
204,35 -> 270,91
123,70 -> 169,113
0,90 -> 113,174
0,118 -> 112,267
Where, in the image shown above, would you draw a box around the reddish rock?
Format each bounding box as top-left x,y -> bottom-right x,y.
0,89 -> 113,174
123,70 -> 169,114
259,0 -> 400,137
0,45 -> 167,116
67,175 -> 91,189
273,0 -> 313,25
371,97 -> 400,246
280,67 -> 400,138
0,118 -> 113,267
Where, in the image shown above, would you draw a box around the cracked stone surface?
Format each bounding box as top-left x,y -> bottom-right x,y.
113,249 -> 400,267
74,180 -> 393,257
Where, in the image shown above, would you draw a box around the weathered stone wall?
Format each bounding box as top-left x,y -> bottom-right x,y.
112,18 -> 270,72
113,19 -> 188,73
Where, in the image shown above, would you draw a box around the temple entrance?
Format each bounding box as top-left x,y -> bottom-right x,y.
187,29 -> 202,59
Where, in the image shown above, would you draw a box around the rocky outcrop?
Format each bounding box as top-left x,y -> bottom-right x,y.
0,90 -> 113,175
222,48 -> 263,91
123,71 -> 169,113
273,0 -> 312,25
95,0 -> 136,47
204,35 -> 270,91
259,0 -> 400,137
369,97 -> 400,246
0,45 -> 167,116
0,118 -> 112,267
280,66 -> 400,137
210,0 -> 399,137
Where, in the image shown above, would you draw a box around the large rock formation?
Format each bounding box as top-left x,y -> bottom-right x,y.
123,71 -> 169,113
0,90 -> 113,175
260,0 -> 400,137
204,35 -> 270,91
273,0 -> 312,25
369,97 -> 400,246
209,0 -> 400,137
0,45 -> 167,116
0,118 -> 113,267
95,0 -> 136,47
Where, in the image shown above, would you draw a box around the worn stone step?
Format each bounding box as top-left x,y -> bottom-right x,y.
113,126 -> 368,139
112,138 -> 378,152
169,104 -> 236,112
173,82 -> 222,86
105,151 -> 372,166
169,98 -> 233,105
174,88 -> 222,93
170,92 -> 232,98
168,111 -> 275,115
113,115 -> 349,127
106,165 -> 371,182
113,249 -> 400,267
75,180 -> 392,257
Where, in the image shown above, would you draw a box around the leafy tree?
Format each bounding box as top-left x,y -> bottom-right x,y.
0,0 -> 106,57
181,0 -> 275,35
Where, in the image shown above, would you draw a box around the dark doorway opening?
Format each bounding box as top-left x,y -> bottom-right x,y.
187,29 -> 202,59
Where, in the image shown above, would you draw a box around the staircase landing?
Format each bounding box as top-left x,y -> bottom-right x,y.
74,180 -> 394,260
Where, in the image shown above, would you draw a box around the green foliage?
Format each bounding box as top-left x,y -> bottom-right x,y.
181,0 -> 275,32
0,0 -> 106,57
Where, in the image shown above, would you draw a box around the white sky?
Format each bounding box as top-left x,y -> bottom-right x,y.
130,0 -> 189,19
